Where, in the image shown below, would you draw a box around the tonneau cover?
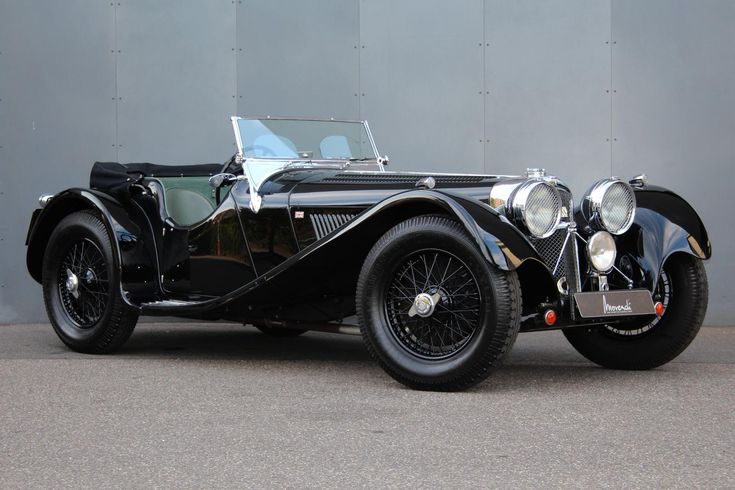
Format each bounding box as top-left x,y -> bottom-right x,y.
90,161 -> 221,198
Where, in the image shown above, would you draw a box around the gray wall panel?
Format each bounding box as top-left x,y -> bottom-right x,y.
236,0 -> 359,120
0,1 -> 732,324
359,0 -> 485,173
0,1 -> 116,323
116,0 -> 236,164
612,0 -> 735,325
485,0 -> 611,196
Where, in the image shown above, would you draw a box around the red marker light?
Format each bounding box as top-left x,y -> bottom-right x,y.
544,309 -> 557,326
654,302 -> 665,316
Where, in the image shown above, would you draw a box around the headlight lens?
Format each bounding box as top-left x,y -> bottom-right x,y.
587,231 -> 617,272
511,181 -> 562,238
582,179 -> 636,235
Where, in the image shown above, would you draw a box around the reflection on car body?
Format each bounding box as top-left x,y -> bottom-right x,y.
25,116 -> 711,390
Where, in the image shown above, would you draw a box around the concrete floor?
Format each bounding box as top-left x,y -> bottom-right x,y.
0,323 -> 733,488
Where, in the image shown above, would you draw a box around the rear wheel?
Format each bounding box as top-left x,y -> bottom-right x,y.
357,216 -> 521,391
563,254 -> 708,369
42,210 -> 139,353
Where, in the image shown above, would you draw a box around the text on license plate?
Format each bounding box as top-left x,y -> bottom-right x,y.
573,289 -> 656,318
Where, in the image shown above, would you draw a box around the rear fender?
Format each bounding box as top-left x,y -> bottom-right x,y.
25,189 -> 156,306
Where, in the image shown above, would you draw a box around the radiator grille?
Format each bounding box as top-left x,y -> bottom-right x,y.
309,212 -> 358,239
531,230 -> 569,280
529,189 -> 575,286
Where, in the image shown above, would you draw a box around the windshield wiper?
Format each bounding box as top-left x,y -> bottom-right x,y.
348,157 -> 376,162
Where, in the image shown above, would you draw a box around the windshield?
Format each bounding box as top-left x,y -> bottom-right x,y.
234,118 -> 377,161
232,117 -> 383,208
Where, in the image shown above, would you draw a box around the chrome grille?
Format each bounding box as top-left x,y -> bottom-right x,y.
310,212 -> 358,239
531,230 -> 569,280
529,189 -> 574,284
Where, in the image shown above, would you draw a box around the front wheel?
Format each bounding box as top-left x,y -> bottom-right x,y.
563,254 -> 708,369
42,210 -> 139,353
357,216 -> 521,391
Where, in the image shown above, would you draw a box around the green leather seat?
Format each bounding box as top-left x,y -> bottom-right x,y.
165,188 -> 215,226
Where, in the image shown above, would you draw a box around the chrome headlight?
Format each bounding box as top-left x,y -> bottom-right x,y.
581,178 -> 636,235
587,231 -> 617,272
509,181 -> 563,238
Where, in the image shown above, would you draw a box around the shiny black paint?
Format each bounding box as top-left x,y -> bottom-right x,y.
574,184 -> 710,291
25,189 -> 157,307
26,170 -> 709,332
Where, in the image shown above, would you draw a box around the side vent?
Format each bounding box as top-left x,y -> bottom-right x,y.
310,212 -> 358,240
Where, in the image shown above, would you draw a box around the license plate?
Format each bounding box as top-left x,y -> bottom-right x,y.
573,289 -> 656,318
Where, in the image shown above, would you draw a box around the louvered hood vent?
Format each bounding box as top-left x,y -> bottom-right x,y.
321,174 -> 490,185
310,212 -> 359,239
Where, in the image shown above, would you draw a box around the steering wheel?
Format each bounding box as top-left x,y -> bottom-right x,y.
243,145 -> 277,157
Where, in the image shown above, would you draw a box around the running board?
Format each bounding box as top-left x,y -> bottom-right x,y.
252,319 -> 361,336
141,299 -> 212,312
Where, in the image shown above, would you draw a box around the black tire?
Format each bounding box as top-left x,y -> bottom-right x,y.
42,210 -> 139,353
255,326 -> 306,337
563,254 -> 708,369
356,215 -> 521,391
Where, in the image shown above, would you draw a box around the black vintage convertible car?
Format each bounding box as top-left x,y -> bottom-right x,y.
26,117 -> 711,390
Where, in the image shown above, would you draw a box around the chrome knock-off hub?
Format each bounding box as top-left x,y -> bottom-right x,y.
408,292 -> 442,318
65,268 -> 80,299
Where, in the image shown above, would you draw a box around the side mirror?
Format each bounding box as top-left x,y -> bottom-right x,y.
208,173 -> 236,189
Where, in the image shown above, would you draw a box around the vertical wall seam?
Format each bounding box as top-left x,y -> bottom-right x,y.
113,1 -> 119,162
609,0 -> 614,176
482,0 -> 487,173
357,0 -> 361,120
234,0 -> 239,117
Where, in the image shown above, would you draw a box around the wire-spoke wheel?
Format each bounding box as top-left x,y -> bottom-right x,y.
385,249 -> 481,359
57,238 -> 109,328
357,215 -> 521,391
602,269 -> 671,338
43,210 -> 138,353
563,254 -> 707,370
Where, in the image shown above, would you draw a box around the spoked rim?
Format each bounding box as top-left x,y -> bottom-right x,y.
383,249 -> 483,359
603,269 -> 671,338
57,238 -> 110,329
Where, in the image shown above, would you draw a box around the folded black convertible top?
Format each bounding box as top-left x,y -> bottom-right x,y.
90,161 -> 221,198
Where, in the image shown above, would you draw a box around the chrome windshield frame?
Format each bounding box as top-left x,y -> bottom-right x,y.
230,116 -> 385,212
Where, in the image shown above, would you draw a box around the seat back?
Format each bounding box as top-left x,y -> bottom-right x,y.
165,188 -> 215,226
147,177 -> 217,227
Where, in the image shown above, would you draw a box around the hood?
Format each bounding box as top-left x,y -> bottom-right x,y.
281,169 -> 509,208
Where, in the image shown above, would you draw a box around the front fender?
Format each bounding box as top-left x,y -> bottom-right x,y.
619,185 -> 710,288
25,189 -> 156,305
431,191 -> 542,270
